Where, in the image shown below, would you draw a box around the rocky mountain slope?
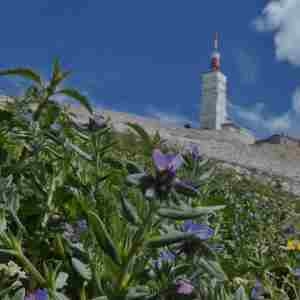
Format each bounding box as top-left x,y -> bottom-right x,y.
70,106 -> 300,196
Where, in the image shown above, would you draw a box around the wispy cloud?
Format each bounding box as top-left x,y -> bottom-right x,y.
229,101 -> 300,137
145,105 -> 198,127
292,87 -> 300,114
252,0 -> 300,66
250,0 -> 300,137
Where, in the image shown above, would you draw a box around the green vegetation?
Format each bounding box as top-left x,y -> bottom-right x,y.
0,62 -> 299,299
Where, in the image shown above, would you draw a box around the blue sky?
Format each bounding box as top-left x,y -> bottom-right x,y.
0,0 -> 299,138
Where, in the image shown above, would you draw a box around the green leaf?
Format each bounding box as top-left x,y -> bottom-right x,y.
147,231 -> 195,248
64,140 -> 93,161
198,168 -> 215,182
199,258 -> 228,282
126,286 -> 150,300
234,286 -> 249,300
49,58 -> 71,90
126,173 -> 147,186
126,122 -> 152,153
124,160 -> 144,174
0,68 -> 42,85
0,285 -> 20,298
40,101 -> 61,127
157,206 -> 225,220
55,88 -> 92,113
0,109 -> 13,122
11,288 -> 25,300
88,210 -> 122,266
102,157 -> 123,169
55,272 -> 69,289
53,291 -> 70,300
120,196 -> 140,225
71,257 -> 92,281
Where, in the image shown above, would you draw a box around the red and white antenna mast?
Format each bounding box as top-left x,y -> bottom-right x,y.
211,32 -> 221,71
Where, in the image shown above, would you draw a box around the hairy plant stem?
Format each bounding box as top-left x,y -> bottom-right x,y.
116,202 -> 157,292
80,284 -> 87,300
18,252 -> 46,285
33,98 -> 48,121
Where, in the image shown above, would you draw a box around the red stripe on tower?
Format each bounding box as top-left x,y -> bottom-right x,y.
211,32 -> 221,71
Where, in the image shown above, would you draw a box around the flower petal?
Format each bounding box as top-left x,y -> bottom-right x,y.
168,154 -> 184,173
293,268 -> 300,277
25,289 -> 48,300
182,220 -> 194,232
186,143 -> 201,160
152,149 -> 171,171
160,250 -> 175,262
35,289 -> 49,300
182,221 -> 214,240
176,280 -> 194,295
174,179 -> 199,196
251,280 -> 265,300
154,250 -> 176,269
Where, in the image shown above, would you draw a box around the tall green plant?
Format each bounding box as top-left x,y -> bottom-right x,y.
0,58 -> 92,122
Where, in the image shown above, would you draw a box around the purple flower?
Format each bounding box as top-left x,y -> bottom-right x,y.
152,149 -> 198,197
173,179 -> 199,196
175,221 -> 214,256
176,279 -> 194,295
293,268 -> 300,278
159,250 -> 175,262
251,280 -> 267,300
63,219 -> 88,242
25,289 -> 48,300
88,113 -> 107,131
63,223 -> 75,239
154,250 -> 175,269
50,122 -> 61,131
182,220 -> 214,240
76,219 -> 88,233
187,143 -> 201,161
127,149 -> 198,199
152,149 -> 184,176
283,225 -> 296,235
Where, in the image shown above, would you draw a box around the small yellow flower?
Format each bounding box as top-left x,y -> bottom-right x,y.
287,240 -> 300,251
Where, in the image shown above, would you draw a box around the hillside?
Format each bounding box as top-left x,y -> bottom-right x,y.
2,94 -> 300,195
69,105 -> 300,195
0,85 -> 300,299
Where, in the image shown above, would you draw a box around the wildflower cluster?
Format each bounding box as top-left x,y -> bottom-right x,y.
127,148 -> 198,199
0,61 -> 297,299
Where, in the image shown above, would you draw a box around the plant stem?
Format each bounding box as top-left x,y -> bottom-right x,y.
18,253 -> 46,285
116,204 -> 156,291
80,284 -> 87,300
33,98 -> 48,121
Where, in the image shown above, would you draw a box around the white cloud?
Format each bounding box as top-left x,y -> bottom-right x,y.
249,0 -> 300,137
253,0 -> 300,65
267,112 -> 292,131
292,87 -> 300,114
145,105 -> 197,127
229,101 -> 293,135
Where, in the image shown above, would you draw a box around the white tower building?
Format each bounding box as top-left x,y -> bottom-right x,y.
200,33 -> 228,130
